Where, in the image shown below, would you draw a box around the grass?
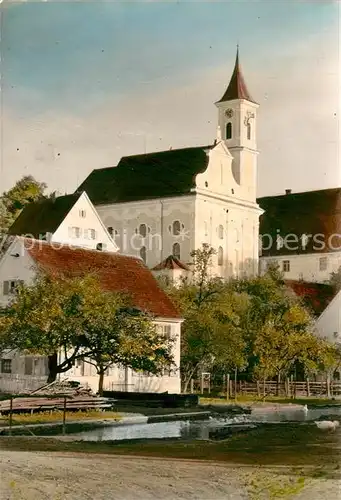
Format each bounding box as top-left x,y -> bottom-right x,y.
199,395 -> 341,407
0,410 -> 121,427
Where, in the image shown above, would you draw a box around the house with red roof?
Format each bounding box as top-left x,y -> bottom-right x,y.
0,237 -> 182,394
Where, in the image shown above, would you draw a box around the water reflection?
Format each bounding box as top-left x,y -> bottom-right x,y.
72,406 -> 341,442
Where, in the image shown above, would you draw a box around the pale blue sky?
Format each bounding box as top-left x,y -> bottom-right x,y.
1,1 -> 339,196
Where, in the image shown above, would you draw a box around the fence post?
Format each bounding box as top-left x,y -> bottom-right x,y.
226,374 -> 230,400
9,397 -> 13,437
306,378 -> 310,397
62,396 -> 67,435
326,375 -> 331,399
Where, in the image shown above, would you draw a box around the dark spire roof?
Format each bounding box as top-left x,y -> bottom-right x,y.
152,255 -> 190,271
217,46 -> 256,104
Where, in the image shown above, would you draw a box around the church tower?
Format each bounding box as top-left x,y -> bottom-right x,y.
215,47 -> 259,201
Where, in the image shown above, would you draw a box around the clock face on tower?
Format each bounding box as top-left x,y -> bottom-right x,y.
225,108 -> 234,118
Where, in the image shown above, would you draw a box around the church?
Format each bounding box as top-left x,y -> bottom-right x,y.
76,49 -> 263,278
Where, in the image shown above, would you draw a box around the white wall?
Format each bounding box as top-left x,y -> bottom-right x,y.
52,192 -> 117,252
260,252 -> 341,283
194,194 -> 260,278
0,238 -> 36,307
95,195 -> 195,269
315,291 -> 341,344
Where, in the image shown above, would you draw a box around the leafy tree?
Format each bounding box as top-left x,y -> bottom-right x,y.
0,175 -> 47,234
253,305 -> 328,387
168,245 -> 248,391
0,274 -> 173,394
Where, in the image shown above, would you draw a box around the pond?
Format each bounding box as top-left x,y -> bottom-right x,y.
70,405 -> 341,442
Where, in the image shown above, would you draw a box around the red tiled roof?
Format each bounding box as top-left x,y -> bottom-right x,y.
285,280 -> 336,316
152,255 -> 190,271
217,48 -> 256,104
24,239 -> 181,319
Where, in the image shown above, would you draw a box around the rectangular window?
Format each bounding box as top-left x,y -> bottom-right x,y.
24,357 -> 33,375
319,257 -> 328,271
79,210 -> 86,218
282,260 -> 290,272
69,227 -> 81,238
157,324 -> 172,339
90,229 -> 96,240
1,359 -> 12,374
3,280 -> 24,295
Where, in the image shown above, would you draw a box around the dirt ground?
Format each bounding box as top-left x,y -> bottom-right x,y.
1,450 -> 340,500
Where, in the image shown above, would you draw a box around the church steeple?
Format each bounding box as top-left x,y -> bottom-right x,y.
217,47 -> 256,104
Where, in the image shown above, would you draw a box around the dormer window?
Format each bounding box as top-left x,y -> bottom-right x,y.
226,122 -> 232,140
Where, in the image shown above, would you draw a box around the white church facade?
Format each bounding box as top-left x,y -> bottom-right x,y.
77,49 -> 263,278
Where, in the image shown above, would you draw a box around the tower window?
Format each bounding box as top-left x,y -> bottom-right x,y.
172,242 -> 180,259
140,246 -> 146,263
247,123 -> 251,140
218,225 -> 224,239
226,122 -> 232,140
218,246 -> 223,266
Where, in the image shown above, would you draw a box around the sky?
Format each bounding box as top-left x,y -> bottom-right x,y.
0,0 -> 339,197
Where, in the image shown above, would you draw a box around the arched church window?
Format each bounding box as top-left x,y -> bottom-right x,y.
172,242 -> 180,259
172,220 -> 181,236
139,246 -> 146,263
226,122 -> 232,140
218,246 -> 223,266
247,123 -> 251,140
218,225 -> 224,240
139,224 -> 147,238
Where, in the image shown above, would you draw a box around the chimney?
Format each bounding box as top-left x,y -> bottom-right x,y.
285,189 -> 292,195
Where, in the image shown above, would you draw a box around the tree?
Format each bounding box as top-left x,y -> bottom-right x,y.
253,305 -> 328,390
0,175 -> 47,234
76,294 -> 173,395
168,245 -> 248,392
0,274 -> 173,393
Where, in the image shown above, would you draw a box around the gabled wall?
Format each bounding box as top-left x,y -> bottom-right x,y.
52,192 -> 117,252
315,291 -> 341,344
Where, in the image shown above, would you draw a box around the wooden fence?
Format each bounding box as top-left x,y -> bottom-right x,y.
188,377 -> 341,399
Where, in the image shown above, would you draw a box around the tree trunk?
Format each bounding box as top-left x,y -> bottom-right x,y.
276,373 -> 280,396
98,371 -> 105,396
47,353 -> 58,384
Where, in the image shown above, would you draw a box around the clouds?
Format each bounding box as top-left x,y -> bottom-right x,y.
0,1 -> 339,197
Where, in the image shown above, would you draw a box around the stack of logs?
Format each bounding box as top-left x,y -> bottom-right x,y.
0,380 -> 116,415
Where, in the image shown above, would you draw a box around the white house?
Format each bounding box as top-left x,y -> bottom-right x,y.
258,187 -> 341,283
7,191 -> 118,253
315,290 -> 341,346
286,279 -> 341,379
0,237 -> 182,394
76,49 -> 263,278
